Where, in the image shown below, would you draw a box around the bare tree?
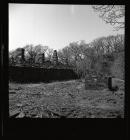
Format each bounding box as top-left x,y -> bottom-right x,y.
23,44 -> 48,65
23,44 -> 36,65
46,48 -> 54,61
9,48 -> 24,65
58,46 -> 72,65
92,5 -> 125,30
34,44 -> 48,55
112,34 -> 124,52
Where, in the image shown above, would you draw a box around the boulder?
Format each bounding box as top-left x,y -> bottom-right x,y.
112,78 -> 124,90
108,77 -> 124,91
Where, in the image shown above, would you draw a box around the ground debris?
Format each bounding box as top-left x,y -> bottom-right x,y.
9,80 -> 124,118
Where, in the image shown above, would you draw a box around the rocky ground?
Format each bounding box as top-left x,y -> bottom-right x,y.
9,80 -> 124,118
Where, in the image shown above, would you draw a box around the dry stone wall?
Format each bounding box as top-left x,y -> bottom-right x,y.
9,66 -> 78,83
85,71 -> 108,90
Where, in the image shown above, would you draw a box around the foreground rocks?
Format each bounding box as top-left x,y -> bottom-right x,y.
9,80 -> 124,118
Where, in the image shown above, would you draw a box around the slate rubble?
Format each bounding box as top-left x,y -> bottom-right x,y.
9,80 -> 124,118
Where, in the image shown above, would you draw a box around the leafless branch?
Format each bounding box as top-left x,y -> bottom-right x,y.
92,5 -> 125,31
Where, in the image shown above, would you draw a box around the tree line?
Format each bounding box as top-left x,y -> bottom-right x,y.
9,34 -> 124,80
57,34 -> 124,80
9,44 -> 54,66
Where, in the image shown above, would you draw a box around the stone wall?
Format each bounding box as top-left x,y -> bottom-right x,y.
9,66 -> 78,83
108,77 -> 124,91
85,71 -> 108,90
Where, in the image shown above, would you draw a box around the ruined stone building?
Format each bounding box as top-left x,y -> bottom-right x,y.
10,48 -> 73,69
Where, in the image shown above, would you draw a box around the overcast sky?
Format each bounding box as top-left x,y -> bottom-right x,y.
9,4 -> 124,51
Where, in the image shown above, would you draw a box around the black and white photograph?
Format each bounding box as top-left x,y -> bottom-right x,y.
9,4 -> 125,118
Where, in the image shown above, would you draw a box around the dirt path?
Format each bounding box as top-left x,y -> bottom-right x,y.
9,80 -> 124,118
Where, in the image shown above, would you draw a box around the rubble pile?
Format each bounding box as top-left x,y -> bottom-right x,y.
85,71 -> 107,90
9,80 -> 124,118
